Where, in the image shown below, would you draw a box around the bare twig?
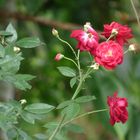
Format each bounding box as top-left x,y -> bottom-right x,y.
0,10 -> 81,30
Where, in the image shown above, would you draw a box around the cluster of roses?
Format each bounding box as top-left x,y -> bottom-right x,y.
70,21 -> 132,125
54,22 -> 133,126
71,21 -> 133,70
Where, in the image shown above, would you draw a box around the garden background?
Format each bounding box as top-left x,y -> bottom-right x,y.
0,0 -> 140,140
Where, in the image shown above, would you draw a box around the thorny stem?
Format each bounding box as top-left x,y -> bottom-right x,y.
130,0 -> 140,30
62,109 -> 108,126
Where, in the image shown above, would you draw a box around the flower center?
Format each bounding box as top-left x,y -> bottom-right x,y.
88,33 -> 93,38
106,50 -> 113,57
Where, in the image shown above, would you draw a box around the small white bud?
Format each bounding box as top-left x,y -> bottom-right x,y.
129,44 -> 136,51
20,99 -> 27,105
84,22 -> 91,32
90,63 -> 99,70
13,47 -> 20,53
111,29 -> 118,36
52,28 -> 59,37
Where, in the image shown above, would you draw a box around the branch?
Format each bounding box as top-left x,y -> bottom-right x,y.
0,10 -> 81,31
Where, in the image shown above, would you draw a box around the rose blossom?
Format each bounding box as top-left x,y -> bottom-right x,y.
93,41 -> 123,70
70,23 -> 99,52
107,92 -> 128,126
102,21 -> 133,46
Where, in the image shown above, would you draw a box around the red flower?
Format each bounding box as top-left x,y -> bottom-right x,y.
93,41 -> 123,70
102,21 -> 133,46
54,53 -> 64,61
107,92 -> 128,126
70,23 -> 99,52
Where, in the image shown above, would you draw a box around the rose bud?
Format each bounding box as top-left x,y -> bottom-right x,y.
54,53 -> 64,61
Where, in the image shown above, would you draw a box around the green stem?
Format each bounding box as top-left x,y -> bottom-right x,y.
63,108 -> 108,126
130,0 -> 140,30
72,67 -> 94,100
124,49 -> 129,54
48,115 -> 66,140
106,34 -> 114,42
48,77 -> 83,140
77,50 -> 82,78
64,56 -> 78,68
48,50 -> 94,140
57,36 -> 77,58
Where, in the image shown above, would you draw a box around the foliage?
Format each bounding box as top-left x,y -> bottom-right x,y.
0,0 -> 140,140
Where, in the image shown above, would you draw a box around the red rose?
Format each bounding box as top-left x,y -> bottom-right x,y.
70,23 -> 99,52
107,92 -> 128,126
102,21 -> 133,46
93,41 -> 123,70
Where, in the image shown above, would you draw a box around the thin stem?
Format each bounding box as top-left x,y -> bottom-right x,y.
77,50 -> 82,80
106,34 -> 114,42
49,50 -> 95,140
57,36 -> 77,58
72,67 -> 94,100
88,52 -> 93,62
48,115 -> 65,140
64,56 -> 78,68
71,78 -> 83,100
130,0 -> 140,29
124,49 -> 129,54
63,109 -> 108,126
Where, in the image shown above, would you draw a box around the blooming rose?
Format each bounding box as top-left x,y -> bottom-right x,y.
93,41 -> 123,70
70,23 -> 99,52
107,92 -> 128,126
102,21 -> 133,46
54,53 -> 64,61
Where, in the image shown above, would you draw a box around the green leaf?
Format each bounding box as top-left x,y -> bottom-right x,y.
43,122 -> 58,129
14,74 -> 35,90
2,73 -> 35,90
25,103 -> 55,114
34,133 -> 47,140
0,31 -> 13,36
0,53 -> 23,73
0,44 -> 5,57
64,123 -> 84,133
62,102 -> 80,120
114,123 -> 129,140
18,129 -> 32,140
75,95 -> 96,103
57,100 -> 73,109
70,77 -> 77,88
21,111 -> 35,124
5,23 -> 17,42
57,66 -> 76,77
16,37 -> 42,48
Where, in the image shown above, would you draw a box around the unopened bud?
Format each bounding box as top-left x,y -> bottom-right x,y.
129,44 -> 136,51
111,29 -> 118,36
90,63 -> 99,70
52,28 -> 59,37
20,99 -> 27,105
84,22 -> 91,32
54,53 -> 64,61
13,47 -> 20,53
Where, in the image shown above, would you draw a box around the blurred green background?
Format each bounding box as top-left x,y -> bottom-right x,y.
0,0 -> 140,140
